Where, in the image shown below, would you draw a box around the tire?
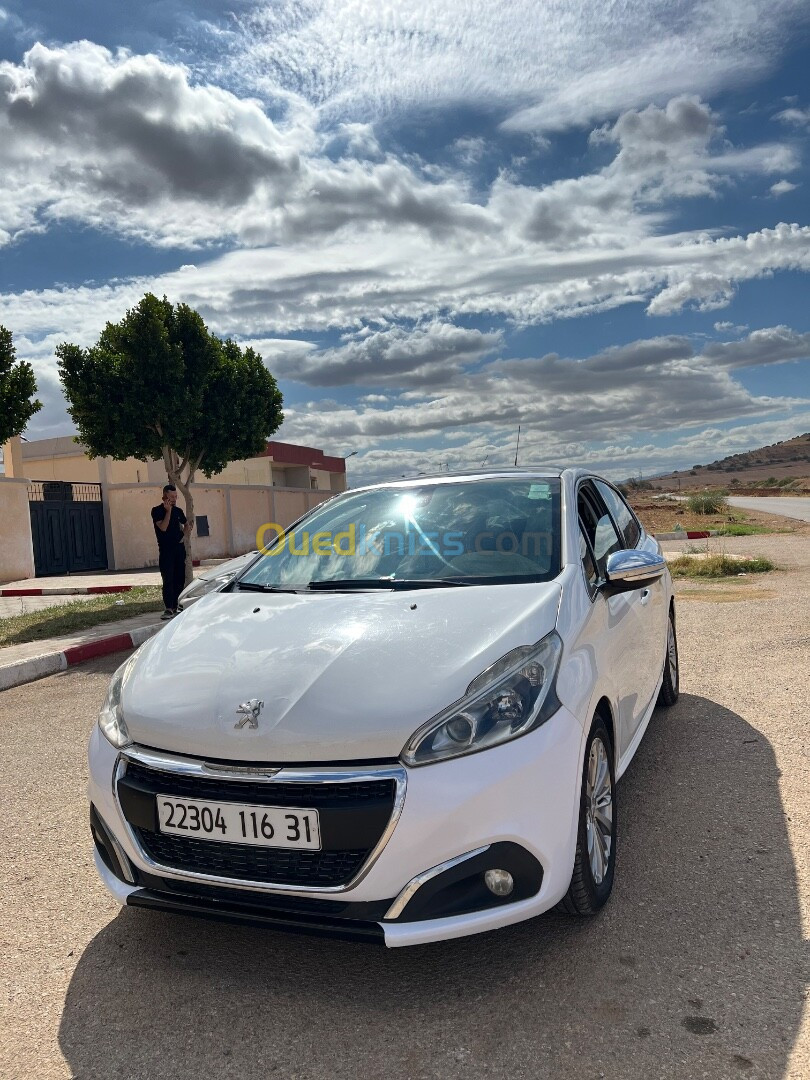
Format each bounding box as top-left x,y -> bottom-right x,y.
657,606 -> 679,707
558,716 -> 616,916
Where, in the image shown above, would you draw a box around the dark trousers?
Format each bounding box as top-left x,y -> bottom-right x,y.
159,544 -> 187,611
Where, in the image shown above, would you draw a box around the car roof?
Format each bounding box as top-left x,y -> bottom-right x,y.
403,465 -> 566,480
350,466 -> 599,492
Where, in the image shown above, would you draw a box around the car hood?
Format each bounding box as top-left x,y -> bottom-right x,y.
122,583 -> 562,762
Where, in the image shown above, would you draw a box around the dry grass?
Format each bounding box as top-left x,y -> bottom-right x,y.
668,554 -> 774,579
0,587 -> 161,648
677,587 -> 778,603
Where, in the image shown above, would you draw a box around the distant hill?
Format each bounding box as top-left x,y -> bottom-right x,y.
640,432 -> 810,492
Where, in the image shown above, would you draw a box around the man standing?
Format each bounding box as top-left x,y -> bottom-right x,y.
151,484 -> 191,619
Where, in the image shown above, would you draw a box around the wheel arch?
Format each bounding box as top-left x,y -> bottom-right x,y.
592,696 -> 616,760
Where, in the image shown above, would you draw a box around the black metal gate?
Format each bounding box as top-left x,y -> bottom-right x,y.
28,481 -> 108,576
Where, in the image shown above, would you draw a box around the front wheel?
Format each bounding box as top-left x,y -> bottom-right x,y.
558,717 -> 616,916
657,607 -> 679,706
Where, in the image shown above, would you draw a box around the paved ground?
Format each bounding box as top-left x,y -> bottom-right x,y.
1,559 -> 229,594
726,496 -> 810,523
0,593 -> 99,618
1,533 -> 808,1080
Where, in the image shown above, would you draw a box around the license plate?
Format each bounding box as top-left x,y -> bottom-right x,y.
156,795 -> 321,850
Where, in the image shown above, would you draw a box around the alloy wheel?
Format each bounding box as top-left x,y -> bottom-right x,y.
667,618 -> 678,687
585,737 -> 613,885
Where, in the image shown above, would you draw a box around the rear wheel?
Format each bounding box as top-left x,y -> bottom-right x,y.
657,607 -> 679,706
558,716 -> 616,915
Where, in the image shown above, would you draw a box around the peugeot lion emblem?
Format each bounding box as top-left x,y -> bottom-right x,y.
234,699 -> 264,730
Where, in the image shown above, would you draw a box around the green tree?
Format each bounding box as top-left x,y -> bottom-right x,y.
57,294 -> 283,581
0,325 -> 42,444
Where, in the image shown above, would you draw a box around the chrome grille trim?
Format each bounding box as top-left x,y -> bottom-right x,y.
113,744 -> 407,895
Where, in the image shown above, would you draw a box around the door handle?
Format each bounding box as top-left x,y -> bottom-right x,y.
639,588 -> 650,605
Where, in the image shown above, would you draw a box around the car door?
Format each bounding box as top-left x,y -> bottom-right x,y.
577,481 -> 650,759
593,479 -> 667,730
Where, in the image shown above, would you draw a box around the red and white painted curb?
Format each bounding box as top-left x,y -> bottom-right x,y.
0,584 -> 136,597
0,622 -> 161,693
654,530 -> 716,541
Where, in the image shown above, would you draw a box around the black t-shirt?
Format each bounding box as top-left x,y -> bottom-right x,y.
151,503 -> 187,550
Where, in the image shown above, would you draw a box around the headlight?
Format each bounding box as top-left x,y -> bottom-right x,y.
178,572 -> 235,608
97,652 -> 138,749
401,632 -> 563,767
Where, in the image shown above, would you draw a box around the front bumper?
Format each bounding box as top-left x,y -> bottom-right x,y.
88,704 -> 586,946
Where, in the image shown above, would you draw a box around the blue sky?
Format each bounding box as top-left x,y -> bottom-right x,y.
1,1 -> 809,483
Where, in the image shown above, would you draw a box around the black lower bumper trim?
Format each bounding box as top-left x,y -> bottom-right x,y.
127,888 -> 385,943
390,842 -> 544,922
91,804 -> 130,882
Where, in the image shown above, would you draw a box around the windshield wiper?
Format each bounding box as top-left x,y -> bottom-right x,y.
306,578 -> 475,591
237,581 -> 302,593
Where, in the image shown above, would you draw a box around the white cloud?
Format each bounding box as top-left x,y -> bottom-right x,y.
0,42 -> 487,248
450,137 -> 486,165
0,31 -> 807,478
702,326 -> 810,367
268,326 -> 808,462
1,48 -> 805,323
770,179 -> 798,196
272,321 -> 502,387
774,106 -> 810,126
221,0 -> 808,135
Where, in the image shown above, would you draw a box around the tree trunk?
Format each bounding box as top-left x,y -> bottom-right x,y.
175,476 -> 195,586
161,445 -> 195,586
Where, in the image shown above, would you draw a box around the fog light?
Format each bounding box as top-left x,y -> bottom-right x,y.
484,868 -> 514,897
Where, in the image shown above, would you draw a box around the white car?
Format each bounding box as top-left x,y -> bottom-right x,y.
88,469 -> 678,947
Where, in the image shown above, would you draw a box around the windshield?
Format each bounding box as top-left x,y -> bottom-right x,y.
238,477 -> 561,589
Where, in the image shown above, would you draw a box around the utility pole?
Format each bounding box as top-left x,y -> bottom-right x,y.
514,425 -> 521,467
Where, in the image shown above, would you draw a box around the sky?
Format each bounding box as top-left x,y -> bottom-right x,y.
1,0 -> 809,485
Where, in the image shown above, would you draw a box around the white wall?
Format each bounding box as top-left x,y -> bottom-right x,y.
0,478 -> 35,583
104,483 -> 334,569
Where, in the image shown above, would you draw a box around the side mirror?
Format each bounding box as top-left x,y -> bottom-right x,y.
603,549 -> 667,593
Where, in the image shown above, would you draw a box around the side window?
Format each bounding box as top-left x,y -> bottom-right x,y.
594,480 -> 641,548
579,523 -> 598,589
577,484 -> 622,579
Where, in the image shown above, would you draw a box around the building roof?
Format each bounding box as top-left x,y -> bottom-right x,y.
20,434 -> 346,473
21,436 -> 87,459
263,441 -> 346,473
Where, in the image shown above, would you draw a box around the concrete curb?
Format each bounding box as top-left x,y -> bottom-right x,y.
1,559 -> 204,596
0,622 -> 161,693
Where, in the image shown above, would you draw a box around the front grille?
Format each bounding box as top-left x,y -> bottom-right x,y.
118,759 -> 399,889
134,830 -> 368,887
124,762 -> 394,808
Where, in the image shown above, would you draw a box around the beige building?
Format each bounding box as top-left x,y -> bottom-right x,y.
19,437 -> 348,493
1,436 -> 347,581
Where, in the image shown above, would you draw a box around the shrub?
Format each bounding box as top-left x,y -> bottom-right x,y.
668,554 -> 774,578
686,491 -> 729,514
715,523 -> 767,536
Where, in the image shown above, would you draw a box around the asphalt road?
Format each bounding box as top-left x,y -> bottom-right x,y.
726,496 -> 810,523
2,534 -> 808,1080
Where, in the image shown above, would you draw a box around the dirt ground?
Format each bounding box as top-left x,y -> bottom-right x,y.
629,496 -> 810,536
